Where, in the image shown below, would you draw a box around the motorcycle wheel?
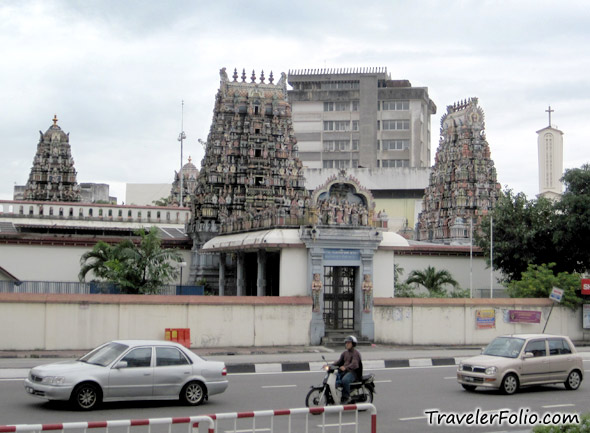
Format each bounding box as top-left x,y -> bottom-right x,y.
306,388 -> 328,408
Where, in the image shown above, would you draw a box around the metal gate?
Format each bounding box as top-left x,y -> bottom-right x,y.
323,266 -> 356,330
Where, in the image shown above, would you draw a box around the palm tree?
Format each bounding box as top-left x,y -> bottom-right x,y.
405,266 -> 459,296
79,227 -> 183,294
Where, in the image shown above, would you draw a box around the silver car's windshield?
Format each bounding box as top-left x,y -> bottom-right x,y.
482,337 -> 525,358
79,342 -> 129,366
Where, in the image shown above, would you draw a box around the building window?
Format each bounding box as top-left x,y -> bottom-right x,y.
352,120 -> 359,131
157,211 -> 161,219
108,209 -> 112,217
323,121 -> 350,131
128,210 -> 132,218
323,140 -> 350,152
323,102 -> 334,112
335,102 -> 349,111
352,140 -> 359,150
352,101 -> 359,111
323,160 -> 350,169
321,82 -> 359,90
69,208 -> 73,217
382,100 -> 409,110
351,159 -> 359,168
98,209 -> 103,217
88,208 -> 93,217
382,120 -> 410,130
382,139 -> 410,150
381,159 -> 409,168
118,209 -> 123,217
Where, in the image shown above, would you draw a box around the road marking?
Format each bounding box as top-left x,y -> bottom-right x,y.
225,429 -> 271,433
400,416 -> 427,421
543,404 -> 575,408
261,384 -> 297,389
0,378 -> 24,381
318,423 -> 357,428
444,376 -> 456,380
374,380 -> 392,384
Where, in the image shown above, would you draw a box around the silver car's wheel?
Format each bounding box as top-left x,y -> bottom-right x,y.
181,381 -> 206,406
461,384 -> 477,392
500,374 -> 519,395
71,383 -> 101,410
565,370 -> 582,390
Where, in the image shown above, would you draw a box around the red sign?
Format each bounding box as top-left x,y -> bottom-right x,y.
582,279 -> 590,295
508,310 -> 542,323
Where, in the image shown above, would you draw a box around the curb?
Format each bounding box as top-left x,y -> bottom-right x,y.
226,357 -> 460,374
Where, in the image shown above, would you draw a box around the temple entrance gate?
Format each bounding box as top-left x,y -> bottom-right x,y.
323,266 -> 356,330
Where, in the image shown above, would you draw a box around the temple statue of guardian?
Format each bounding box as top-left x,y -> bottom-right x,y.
416,98 -> 501,244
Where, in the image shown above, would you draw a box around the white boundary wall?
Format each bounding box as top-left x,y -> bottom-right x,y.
0,294 -> 586,350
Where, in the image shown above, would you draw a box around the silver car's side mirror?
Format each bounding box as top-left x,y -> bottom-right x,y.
114,361 -> 128,369
522,352 -> 534,359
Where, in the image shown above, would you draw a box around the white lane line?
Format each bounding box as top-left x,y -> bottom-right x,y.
254,363 -> 282,373
0,369 -> 28,379
543,404 -> 576,408
0,378 -> 25,381
225,429 -> 271,433
400,416 -> 428,421
319,423 -> 357,427
261,384 -> 297,389
444,376 -> 457,380
374,380 -> 392,384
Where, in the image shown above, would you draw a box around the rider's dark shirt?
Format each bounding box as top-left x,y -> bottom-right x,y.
334,348 -> 362,377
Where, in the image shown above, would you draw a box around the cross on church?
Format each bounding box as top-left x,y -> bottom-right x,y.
545,106 -> 554,127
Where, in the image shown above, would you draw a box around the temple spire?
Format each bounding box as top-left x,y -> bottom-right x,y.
545,105 -> 554,127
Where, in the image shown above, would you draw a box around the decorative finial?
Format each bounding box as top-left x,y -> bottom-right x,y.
269,71 -> 274,84
545,105 -> 554,127
251,70 -> 256,83
241,68 -> 247,82
52,114 -> 58,126
232,68 -> 238,82
188,155 -> 192,164
260,70 -> 265,83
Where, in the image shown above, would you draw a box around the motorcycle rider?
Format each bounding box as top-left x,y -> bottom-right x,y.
333,335 -> 362,404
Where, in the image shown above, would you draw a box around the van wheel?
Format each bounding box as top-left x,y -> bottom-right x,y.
500,373 -> 519,395
565,370 -> 582,390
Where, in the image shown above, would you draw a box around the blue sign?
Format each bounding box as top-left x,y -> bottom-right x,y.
323,249 -> 360,261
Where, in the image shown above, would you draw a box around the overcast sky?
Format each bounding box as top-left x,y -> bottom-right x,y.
2,0 -> 589,204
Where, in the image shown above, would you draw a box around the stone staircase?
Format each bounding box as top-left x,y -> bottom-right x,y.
321,330 -> 372,347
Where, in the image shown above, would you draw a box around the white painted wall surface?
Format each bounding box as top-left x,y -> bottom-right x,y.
279,248 -> 308,296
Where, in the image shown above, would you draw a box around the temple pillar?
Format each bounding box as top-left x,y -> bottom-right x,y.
218,253 -> 226,296
256,249 -> 266,296
236,252 -> 245,296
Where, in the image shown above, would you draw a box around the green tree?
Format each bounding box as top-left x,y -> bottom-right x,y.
405,266 -> 459,296
506,263 -> 582,310
79,227 -> 183,294
475,189 -> 556,281
554,164 -> 590,274
152,196 -> 172,206
393,264 -> 416,297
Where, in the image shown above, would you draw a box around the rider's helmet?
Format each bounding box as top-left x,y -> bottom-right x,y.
344,335 -> 358,347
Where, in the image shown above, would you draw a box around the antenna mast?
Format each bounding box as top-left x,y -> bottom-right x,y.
178,100 -> 186,207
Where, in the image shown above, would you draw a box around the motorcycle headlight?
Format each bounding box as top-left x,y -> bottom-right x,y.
323,365 -> 330,371
41,376 -> 66,385
485,367 -> 497,375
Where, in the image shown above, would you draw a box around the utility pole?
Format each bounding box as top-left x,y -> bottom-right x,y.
178,100 -> 186,207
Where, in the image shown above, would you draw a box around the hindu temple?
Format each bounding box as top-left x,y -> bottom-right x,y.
416,97 -> 501,243
23,115 -> 81,202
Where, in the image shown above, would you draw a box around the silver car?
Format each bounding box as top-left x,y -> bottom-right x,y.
457,334 -> 583,395
23,340 -> 228,410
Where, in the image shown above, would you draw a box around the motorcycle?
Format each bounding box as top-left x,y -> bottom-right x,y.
305,356 -> 376,408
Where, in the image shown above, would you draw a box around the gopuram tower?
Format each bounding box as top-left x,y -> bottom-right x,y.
416,98 -> 500,244
23,115 -> 81,202
187,68 -> 308,290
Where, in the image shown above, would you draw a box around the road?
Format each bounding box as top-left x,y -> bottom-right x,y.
1,359 -> 589,432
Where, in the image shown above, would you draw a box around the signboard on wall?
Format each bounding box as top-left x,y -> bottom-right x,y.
323,249 -> 361,261
508,310 -> 542,323
582,279 -> 590,295
476,309 -> 495,329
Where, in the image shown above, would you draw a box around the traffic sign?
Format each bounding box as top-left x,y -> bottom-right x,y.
550,287 -> 563,303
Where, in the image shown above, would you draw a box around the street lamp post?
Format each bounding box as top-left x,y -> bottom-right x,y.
178,100 -> 186,207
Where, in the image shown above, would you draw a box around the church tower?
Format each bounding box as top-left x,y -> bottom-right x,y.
537,106 -> 564,200
416,98 -> 501,244
23,115 -> 81,202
